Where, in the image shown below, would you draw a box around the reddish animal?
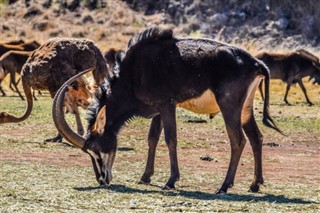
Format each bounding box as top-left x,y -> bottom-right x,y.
4,39 -> 25,45
0,51 -> 31,99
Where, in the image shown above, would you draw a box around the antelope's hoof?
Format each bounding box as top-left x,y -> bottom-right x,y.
162,184 -> 175,190
44,136 -> 63,143
138,180 -> 150,185
138,175 -> 151,185
249,184 -> 260,192
214,188 -> 227,195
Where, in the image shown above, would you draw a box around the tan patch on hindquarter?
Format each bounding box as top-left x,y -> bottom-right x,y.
177,89 -> 220,117
241,76 -> 263,124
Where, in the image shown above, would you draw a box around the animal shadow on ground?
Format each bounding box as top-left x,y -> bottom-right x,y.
74,184 -> 317,204
42,142 -> 135,151
117,146 -> 135,151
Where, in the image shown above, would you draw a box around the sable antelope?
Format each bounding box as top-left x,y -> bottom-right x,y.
53,28 -> 282,194
0,37 -> 108,142
256,49 -> 320,105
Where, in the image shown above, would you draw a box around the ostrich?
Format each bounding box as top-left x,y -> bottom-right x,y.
0,37 -> 109,142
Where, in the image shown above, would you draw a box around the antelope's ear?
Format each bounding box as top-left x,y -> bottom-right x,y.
312,62 -> 320,70
94,106 -> 106,135
115,50 -> 125,63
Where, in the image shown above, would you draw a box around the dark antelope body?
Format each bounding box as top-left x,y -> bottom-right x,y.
54,28 -> 282,194
256,49 -> 320,105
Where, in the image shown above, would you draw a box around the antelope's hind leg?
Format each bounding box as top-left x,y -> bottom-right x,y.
241,76 -> 264,192
297,79 -> 313,106
216,105 -> 246,194
214,83 -> 248,194
242,110 -> 264,192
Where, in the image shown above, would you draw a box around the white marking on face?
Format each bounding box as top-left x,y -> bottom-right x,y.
101,152 -> 113,184
87,150 -> 104,183
87,149 -> 116,185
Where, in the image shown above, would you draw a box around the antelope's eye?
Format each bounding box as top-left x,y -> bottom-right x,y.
77,98 -> 83,104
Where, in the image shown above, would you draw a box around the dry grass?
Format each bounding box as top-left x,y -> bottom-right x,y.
0,77 -> 319,212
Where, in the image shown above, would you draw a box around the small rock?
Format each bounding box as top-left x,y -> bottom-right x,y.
33,20 -> 48,31
2,25 -> 10,31
23,6 -> 43,18
72,31 -> 85,38
82,15 -> 94,24
200,155 -> 214,161
19,31 -> 26,36
49,30 -> 62,37
263,142 -> 280,147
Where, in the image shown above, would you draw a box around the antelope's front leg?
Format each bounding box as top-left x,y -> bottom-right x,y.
139,115 -> 163,184
160,103 -> 179,189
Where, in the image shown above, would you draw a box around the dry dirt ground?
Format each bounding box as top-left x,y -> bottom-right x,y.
0,80 -> 319,212
0,133 -> 319,188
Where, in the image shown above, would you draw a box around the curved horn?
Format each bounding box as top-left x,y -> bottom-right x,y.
52,68 -> 93,148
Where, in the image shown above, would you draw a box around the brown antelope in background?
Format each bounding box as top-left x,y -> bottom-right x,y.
256,49 -> 320,105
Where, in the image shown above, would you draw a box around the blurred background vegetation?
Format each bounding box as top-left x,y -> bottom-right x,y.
0,0 -> 319,53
